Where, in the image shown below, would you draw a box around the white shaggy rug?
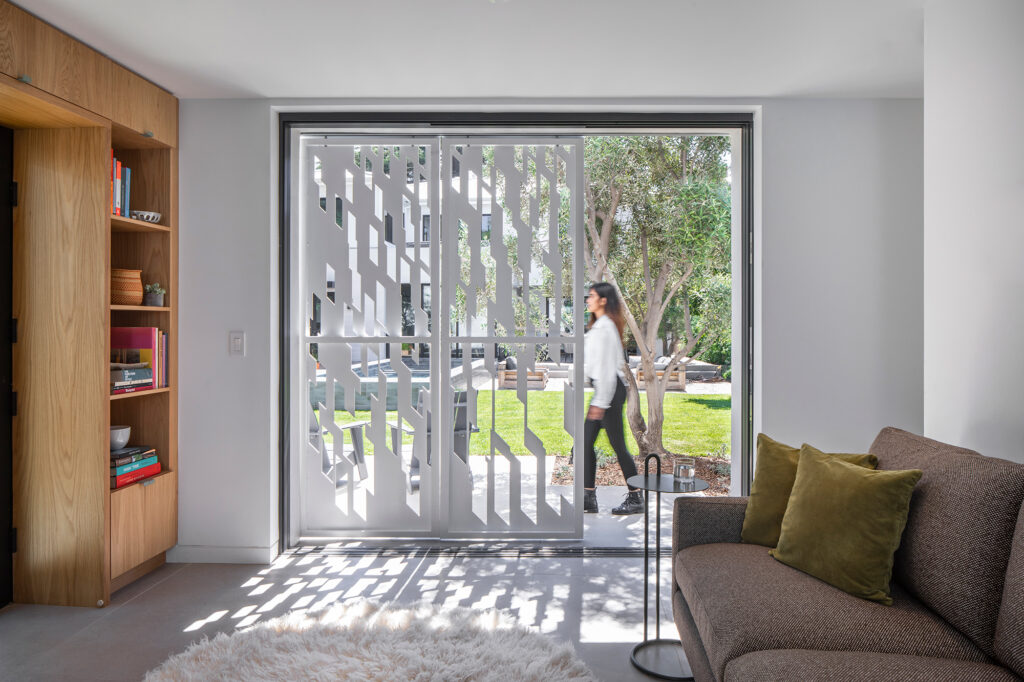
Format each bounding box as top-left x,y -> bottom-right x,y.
145,600 -> 597,681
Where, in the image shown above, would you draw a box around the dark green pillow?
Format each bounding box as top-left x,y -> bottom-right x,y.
741,434 -> 879,547
770,445 -> 923,605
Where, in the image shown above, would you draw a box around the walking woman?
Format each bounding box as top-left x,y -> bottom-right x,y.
583,282 -> 643,515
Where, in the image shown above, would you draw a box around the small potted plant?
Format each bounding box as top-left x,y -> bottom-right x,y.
143,282 -> 166,307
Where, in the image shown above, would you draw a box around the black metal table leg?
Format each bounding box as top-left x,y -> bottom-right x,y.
630,454 -> 694,680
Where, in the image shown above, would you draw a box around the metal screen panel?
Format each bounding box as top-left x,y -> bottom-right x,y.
300,137 -> 439,535
440,139 -> 584,537
297,135 -> 583,538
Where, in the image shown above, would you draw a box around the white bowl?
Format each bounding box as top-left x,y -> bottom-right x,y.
130,211 -> 162,223
110,425 -> 131,450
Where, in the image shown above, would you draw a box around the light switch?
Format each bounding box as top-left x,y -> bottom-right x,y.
229,331 -> 246,357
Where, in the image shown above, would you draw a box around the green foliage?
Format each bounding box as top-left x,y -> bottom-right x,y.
144,282 -> 165,295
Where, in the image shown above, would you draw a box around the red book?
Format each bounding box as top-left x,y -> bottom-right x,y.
111,384 -> 153,395
114,160 -> 122,216
111,461 -> 161,489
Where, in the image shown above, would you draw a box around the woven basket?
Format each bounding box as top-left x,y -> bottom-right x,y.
111,269 -> 143,305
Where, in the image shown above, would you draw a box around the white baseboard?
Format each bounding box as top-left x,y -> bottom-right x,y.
167,542 -> 279,564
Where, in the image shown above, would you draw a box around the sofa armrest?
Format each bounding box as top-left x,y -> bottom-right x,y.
672,496 -> 749,556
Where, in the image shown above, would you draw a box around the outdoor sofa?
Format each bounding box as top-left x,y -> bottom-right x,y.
672,427 -> 1024,681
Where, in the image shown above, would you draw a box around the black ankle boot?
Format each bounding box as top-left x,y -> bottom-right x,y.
612,490 -> 644,515
584,489 -> 598,513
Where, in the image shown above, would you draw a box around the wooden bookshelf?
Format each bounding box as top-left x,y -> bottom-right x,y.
3,0 -> 178,607
110,304 -> 170,312
110,387 -> 172,401
110,215 -> 171,234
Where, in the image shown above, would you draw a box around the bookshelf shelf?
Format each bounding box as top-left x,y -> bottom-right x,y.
111,305 -> 171,312
110,386 -> 171,401
111,215 -> 171,233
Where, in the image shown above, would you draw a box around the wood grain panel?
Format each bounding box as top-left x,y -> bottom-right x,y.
110,552 -> 164,594
12,126 -> 110,607
110,65 -> 176,147
143,471 -> 176,559
111,215 -> 171,234
0,2 -> 33,82
0,73 -> 106,130
0,3 -> 111,115
167,147 -> 178,474
110,481 -> 145,577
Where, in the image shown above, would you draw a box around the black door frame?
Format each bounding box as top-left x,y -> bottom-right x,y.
277,112 -> 755,552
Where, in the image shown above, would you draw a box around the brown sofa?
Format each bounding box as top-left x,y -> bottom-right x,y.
672,427 -> 1024,681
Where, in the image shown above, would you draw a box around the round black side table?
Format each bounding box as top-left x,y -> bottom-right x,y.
627,454 -> 709,680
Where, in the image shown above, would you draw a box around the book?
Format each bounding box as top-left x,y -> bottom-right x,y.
110,445 -> 153,459
111,385 -> 154,396
111,461 -> 161,489
110,367 -> 153,383
111,327 -> 160,389
161,331 -> 167,387
111,455 -> 158,477
111,448 -> 156,467
111,379 -> 152,391
123,166 -> 131,217
114,159 -> 121,216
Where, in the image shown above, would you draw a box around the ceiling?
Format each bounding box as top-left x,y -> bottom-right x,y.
17,0 -> 924,100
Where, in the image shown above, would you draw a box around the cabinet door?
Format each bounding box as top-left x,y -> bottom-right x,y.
110,482 -> 147,579
111,65 -> 177,147
0,3 -> 36,83
0,4 -> 111,115
143,471 -> 177,559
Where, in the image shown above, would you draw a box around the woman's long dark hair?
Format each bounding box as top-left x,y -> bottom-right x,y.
588,282 -> 626,340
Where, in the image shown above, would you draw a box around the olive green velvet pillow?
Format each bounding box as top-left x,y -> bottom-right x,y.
770,445 -> 923,605
741,434 -> 879,547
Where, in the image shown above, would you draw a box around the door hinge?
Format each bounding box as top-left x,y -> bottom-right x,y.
9,318 -> 16,344
8,528 -> 15,554
9,391 -> 16,417
9,181 -> 16,208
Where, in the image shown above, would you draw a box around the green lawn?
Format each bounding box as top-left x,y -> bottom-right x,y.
326,390 -> 730,457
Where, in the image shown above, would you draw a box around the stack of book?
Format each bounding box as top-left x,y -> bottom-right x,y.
111,151 -> 132,217
110,445 -> 160,489
111,326 -> 168,394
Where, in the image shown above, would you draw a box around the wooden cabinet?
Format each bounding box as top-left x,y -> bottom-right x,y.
0,3 -> 111,119
111,472 -> 177,578
0,2 -> 175,146
110,66 -> 177,147
2,0 -> 178,607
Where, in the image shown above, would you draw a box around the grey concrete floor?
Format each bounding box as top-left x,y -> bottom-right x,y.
0,551 -> 690,681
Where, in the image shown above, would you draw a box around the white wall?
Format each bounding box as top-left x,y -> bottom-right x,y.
923,0 -> 1024,463
173,98 -> 923,561
168,100 -> 278,563
759,99 -> 924,451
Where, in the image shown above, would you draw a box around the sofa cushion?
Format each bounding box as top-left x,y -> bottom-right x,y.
870,427 -> 1024,656
995,503 -> 1024,677
741,434 -> 877,548
770,445 -> 921,604
674,543 -> 988,680
724,650 -> 1020,682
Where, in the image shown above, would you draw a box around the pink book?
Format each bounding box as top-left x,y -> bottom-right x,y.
110,327 -> 159,389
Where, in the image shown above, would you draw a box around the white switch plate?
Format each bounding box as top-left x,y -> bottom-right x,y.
228,331 -> 246,357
